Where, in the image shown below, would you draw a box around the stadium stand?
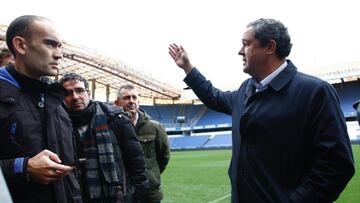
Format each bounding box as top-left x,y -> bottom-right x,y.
141,104 -> 232,129
203,134 -> 232,148
169,135 -> 210,149
196,109 -> 231,127
333,80 -> 360,118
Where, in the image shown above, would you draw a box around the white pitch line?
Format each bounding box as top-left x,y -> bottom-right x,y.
207,194 -> 231,203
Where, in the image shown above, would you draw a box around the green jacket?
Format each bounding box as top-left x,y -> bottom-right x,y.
134,110 -> 170,202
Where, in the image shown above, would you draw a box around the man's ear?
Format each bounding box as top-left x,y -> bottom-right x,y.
266,39 -> 277,55
114,99 -> 119,106
12,36 -> 27,55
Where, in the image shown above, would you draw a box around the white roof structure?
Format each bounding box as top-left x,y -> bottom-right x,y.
305,61 -> 360,84
0,24 -> 181,104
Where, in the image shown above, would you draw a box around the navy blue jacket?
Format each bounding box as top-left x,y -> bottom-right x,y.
184,61 -> 354,203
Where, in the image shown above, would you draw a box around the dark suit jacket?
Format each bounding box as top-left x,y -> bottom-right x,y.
184,60 -> 354,203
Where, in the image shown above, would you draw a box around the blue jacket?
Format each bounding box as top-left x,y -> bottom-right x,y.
184,61 -> 354,203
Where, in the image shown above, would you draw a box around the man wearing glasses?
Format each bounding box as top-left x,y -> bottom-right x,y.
60,73 -> 148,203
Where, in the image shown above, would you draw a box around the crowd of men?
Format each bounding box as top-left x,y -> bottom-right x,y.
0,15 -> 355,203
0,15 -> 169,203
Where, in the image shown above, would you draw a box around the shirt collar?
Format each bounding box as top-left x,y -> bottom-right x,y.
252,61 -> 288,92
132,112 -> 139,126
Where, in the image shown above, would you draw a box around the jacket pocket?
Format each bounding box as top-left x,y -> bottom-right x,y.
137,134 -> 156,158
146,167 -> 161,188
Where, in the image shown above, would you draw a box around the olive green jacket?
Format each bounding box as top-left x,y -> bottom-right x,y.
134,110 -> 170,202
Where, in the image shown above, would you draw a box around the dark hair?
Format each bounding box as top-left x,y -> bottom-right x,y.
59,73 -> 90,91
247,18 -> 292,59
117,84 -> 136,98
6,15 -> 49,57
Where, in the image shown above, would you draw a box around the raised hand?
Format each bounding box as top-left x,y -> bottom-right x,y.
27,149 -> 74,184
168,43 -> 193,74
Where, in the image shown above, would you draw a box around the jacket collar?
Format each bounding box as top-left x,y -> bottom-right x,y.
267,60 -> 297,92
244,60 -> 297,98
137,109 -> 150,122
135,109 -> 151,129
0,65 -> 68,110
6,65 -> 48,94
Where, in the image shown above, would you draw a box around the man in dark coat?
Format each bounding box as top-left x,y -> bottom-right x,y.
60,73 -> 148,203
0,15 -> 82,202
169,18 -> 355,203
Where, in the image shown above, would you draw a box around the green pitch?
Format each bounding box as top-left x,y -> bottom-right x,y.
336,144 -> 360,203
162,149 -> 231,203
162,145 -> 359,203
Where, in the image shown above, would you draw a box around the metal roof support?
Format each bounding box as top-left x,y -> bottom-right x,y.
90,79 -> 96,100
106,84 -> 110,103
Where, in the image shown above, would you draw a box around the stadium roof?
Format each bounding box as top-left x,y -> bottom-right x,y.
305,61 -> 360,84
0,24 -> 182,104
58,42 -> 181,101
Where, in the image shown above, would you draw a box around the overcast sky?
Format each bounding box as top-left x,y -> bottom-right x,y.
2,0 -> 359,90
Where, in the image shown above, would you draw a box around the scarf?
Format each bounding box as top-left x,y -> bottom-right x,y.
70,101 -> 120,199
69,101 -> 94,127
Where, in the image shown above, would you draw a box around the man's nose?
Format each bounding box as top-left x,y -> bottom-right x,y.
238,47 -> 245,55
54,48 -> 63,60
71,91 -> 80,99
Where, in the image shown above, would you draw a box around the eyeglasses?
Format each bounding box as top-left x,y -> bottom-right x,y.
67,87 -> 88,95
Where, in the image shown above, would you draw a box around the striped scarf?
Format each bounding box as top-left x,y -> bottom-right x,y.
82,102 -> 120,199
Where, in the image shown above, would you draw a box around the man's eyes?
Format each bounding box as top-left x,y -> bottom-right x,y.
68,88 -> 86,94
44,39 -> 61,48
124,96 -> 137,100
75,88 -> 86,93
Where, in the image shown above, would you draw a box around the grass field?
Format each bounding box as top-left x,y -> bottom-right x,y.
162,145 -> 359,203
162,149 -> 231,203
336,144 -> 360,203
